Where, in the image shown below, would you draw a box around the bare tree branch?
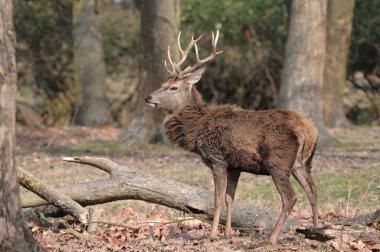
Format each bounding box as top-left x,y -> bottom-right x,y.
18,167 -> 88,223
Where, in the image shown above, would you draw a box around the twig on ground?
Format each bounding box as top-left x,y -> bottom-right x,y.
346,185 -> 353,215
87,221 -> 139,231
358,178 -> 374,207
61,228 -> 85,239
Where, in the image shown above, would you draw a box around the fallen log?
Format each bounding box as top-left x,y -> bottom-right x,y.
369,209 -> 380,230
296,212 -> 380,249
296,224 -> 380,246
21,156 -> 299,230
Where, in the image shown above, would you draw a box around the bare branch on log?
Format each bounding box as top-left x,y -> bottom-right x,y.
17,167 -> 88,223
21,156 -> 300,230
62,156 -> 122,175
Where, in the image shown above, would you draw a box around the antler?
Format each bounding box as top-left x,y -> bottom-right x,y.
164,30 -> 223,77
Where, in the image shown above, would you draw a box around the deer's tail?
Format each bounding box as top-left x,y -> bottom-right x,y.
300,122 -> 318,172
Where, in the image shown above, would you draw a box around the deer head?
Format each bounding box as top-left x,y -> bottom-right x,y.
145,31 -> 222,114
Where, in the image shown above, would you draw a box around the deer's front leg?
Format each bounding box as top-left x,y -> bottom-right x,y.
225,170 -> 240,237
210,163 -> 227,240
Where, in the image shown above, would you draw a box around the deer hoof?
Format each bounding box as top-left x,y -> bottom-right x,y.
267,237 -> 277,245
313,222 -> 323,228
267,233 -> 280,244
254,240 -> 274,248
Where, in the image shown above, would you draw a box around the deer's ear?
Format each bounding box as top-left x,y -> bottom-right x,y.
184,67 -> 206,86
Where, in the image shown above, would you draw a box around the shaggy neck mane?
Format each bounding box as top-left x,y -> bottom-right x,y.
164,87 -> 208,152
189,87 -> 207,113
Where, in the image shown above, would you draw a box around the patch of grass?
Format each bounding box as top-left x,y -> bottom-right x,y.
236,164 -> 379,212
331,140 -> 380,148
17,142 -> 125,156
238,176 -> 279,204
313,164 -> 379,211
331,141 -> 360,148
44,143 -> 127,155
18,141 -> 179,156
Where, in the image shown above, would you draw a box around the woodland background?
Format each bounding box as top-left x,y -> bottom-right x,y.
13,0 -> 380,134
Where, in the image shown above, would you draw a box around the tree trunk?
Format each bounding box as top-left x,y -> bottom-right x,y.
279,0 -> 335,147
323,0 -> 355,127
21,157 -> 299,231
119,0 -> 178,144
74,0 -> 113,126
0,1 -> 45,251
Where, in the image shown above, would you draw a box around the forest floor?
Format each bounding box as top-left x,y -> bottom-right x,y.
16,125 -> 380,251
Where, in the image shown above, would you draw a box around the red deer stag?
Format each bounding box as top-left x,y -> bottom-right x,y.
145,31 -> 319,244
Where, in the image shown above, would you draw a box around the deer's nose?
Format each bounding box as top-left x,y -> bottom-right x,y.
145,95 -> 152,102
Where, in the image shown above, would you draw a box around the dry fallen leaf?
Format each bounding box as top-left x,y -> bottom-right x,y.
324,209 -> 340,222
333,234 -> 356,252
349,239 -> 366,250
367,242 -> 380,250
31,226 -> 40,233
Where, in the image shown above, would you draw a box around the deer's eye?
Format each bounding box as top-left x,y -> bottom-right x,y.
170,86 -> 178,91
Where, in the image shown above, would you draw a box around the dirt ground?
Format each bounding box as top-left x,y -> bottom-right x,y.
16,125 -> 380,251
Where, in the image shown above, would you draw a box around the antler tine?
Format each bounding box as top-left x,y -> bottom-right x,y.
211,31 -> 215,47
165,30 -> 222,77
164,31 -> 203,76
164,44 -> 177,76
194,43 -> 200,63
164,60 -> 175,76
174,33 -> 203,73
212,30 -> 223,55
180,30 -> 223,76
177,31 -> 184,53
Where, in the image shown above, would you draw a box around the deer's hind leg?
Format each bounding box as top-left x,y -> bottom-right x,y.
292,167 -> 319,227
291,140 -> 319,227
268,167 -> 297,244
265,144 -> 299,244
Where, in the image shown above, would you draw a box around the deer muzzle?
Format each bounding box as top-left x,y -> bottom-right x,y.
144,95 -> 158,108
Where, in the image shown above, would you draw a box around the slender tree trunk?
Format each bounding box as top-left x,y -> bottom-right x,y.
323,0 -> 355,127
279,0 -> 335,147
0,1 -> 45,251
74,0 -> 112,126
119,0 -> 178,144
